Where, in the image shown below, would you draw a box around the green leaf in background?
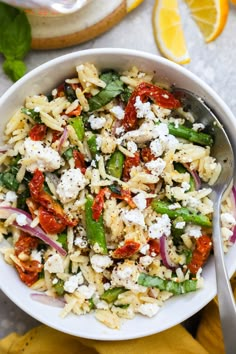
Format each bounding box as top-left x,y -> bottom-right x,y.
3,59 -> 26,82
0,2 -> 31,82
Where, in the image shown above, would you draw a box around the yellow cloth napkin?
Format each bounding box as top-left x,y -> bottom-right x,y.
2,275 -> 236,354
0,324 -> 209,354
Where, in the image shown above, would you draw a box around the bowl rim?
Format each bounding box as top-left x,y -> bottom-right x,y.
0,48 -> 236,340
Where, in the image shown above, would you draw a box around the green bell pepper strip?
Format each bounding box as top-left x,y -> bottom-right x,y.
151,200 -> 212,227
168,123 -> 213,147
57,233 -> 68,251
85,198 -> 107,254
69,116 -> 84,141
53,279 -> 65,296
106,150 -> 125,179
100,287 -> 127,303
87,135 -> 98,158
138,273 -> 198,295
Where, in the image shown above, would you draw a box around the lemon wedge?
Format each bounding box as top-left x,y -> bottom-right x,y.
127,0 -> 144,12
152,0 -> 190,65
184,0 -> 229,42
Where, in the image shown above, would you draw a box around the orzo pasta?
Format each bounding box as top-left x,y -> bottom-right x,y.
0,63 -> 235,329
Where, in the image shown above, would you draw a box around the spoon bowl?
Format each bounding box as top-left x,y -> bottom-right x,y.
174,88 -> 236,354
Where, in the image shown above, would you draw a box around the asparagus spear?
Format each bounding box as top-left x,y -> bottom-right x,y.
87,134 -> 98,158
106,150 -> 125,179
85,197 -> 107,254
138,273 -> 198,295
168,123 -> 213,147
151,200 -> 212,227
101,287 -> 127,303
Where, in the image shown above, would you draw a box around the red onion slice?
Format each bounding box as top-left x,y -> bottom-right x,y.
183,163 -> 201,190
58,127 -> 68,152
0,145 -> 11,153
0,206 -> 66,256
160,235 -> 177,270
30,293 -> 65,308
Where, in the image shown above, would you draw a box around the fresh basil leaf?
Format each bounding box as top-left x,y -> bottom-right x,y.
3,59 -> 26,82
88,79 -> 124,111
100,70 -> 120,84
1,11 -> 31,60
0,3 -> 19,52
21,108 -> 41,123
120,85 -> 132,103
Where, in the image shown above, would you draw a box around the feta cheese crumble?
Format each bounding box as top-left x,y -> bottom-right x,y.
90,254 -> 113,273
88,115 -> 106,130
145,158 -> 166,176
221,213 -> 236,229
133,192 -> 147,211
44,254 -> 64,274
64,272 -> 84,293
134,96 -> 155,120
22,138 -> 61,173
149,214 -> 171,239
150,139 -> 164,157
138,303 -> 160,317
16,214 -> 27,226
110,106 -> 125,120
185,224 -> 202,238
122,209 -> 146,227
56,168 -> 87,204
127,141 -> 138,154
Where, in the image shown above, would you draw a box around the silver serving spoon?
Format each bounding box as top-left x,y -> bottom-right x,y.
174,88 -> 236,354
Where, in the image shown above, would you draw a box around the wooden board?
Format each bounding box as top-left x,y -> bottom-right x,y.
28,0 -> 129,50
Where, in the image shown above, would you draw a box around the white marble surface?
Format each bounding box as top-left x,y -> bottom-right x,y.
0,0 -> 236,339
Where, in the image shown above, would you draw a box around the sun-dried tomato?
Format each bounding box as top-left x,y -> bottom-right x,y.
29,124 -> 47,141
188,235 -> 212,274
141,147 -> 156,163
15,260 -> 43,287
113,240 -> 140,259
148,239 -> 160,255
122,152 -> 140,181
67,105 -> 82,117
92,188 -> 109,221
73,150 -> 86,174
52,130 -> 62,143
38,207 -> 66,234
29,170 -> 77,232
15,234 -> 39,257
122,82 -> 180,131
111,189 -> 136,209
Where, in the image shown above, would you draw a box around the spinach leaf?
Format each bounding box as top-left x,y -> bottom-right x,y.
88,71 -> 124,111
0,3 -> 31,82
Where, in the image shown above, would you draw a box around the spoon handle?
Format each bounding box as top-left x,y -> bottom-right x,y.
213,192 -> 236,354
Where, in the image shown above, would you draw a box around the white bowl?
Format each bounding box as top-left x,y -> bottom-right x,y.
0,48 -> 236,341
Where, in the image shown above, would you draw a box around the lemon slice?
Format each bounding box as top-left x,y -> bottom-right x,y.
152,0 -> 190,65
126,0 -> 144,12
184,0 -> 229,42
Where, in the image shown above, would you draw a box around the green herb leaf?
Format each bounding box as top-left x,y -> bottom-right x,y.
1,11 -> 31,60
0,3 -> 31,82
21,107 -> 41,123
88,71 -> 124,111
3,59 -> 26,82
